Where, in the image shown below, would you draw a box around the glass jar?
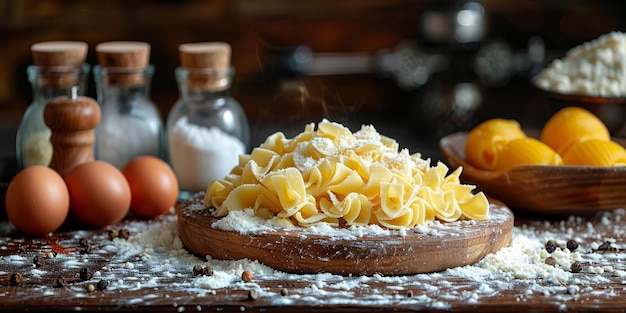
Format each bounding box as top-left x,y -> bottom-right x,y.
93,65 -> 165,169
166,66 -> 250,199
16,63 -> 90,169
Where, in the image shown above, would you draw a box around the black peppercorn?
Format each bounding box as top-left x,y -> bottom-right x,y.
597,241 -> 613,251
9,272 -> 23,286
52,276 -> 67,288
96,279 -> 109,290
202,266 -> 214,276
119,229 -> 130,240
567,240 -> 579,252
545,240 -> 557,253
79,244 -> 95,254
108,229 -> 119,240
79,268 -> 93,281
545,256 -> 557,266
33,255 -> 45,268
192,265 -> 213,276
78,238 -> 90,247
192,265 -> 203,276
571,261 -> 583,273
77,238 -> 95,254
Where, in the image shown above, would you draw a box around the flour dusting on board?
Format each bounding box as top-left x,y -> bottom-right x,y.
118,208 -> 626,309
188,199 -> 510,239
2,208 -> 626,311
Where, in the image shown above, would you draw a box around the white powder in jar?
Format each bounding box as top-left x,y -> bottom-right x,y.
168,117 -> 245,193
535,31 -> 626,97
97,115 -> 161,169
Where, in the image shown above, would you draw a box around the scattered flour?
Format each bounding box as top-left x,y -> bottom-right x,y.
2,208 -> 626,310
208,205 -> 396,239
135,207 -> 626,307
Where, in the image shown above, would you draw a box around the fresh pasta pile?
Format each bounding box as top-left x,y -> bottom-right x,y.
204,120 -> 489,229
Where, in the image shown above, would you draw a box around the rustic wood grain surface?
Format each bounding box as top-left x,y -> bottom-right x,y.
2,203 -> 626,312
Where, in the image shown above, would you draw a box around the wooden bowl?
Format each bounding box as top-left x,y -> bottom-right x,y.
439,132 -> 626,215
178,195 -> 513,276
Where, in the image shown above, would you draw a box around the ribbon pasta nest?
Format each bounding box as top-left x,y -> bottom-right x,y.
204,120 -> 489,229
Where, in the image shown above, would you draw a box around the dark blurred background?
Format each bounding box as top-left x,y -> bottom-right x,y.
0,0 -> 624,178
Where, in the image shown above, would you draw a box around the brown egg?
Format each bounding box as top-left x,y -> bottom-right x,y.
122,156 -> 179,218
65,161 -> 131,228
5,166 -> 69,235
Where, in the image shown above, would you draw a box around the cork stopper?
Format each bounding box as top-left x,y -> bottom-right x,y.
44,87 -> 101,176
178,42 -> 231,91
31,41 -> 88,67
96,41 -> 151,87
31,41 -> 88,89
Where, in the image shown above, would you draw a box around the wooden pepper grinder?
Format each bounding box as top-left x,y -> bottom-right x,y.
16,41 -> 89,169
44,87 -> 101,176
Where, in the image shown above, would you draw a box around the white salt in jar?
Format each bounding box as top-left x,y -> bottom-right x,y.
93,41 -> 165,169
166,42 -> 250,199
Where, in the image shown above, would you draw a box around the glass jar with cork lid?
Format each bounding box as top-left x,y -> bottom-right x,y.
166,42 -> 250,199
93,41 -> 165,169
15,41 -> 90,169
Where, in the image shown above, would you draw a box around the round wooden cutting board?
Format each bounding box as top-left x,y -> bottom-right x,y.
177,196 -> 514,276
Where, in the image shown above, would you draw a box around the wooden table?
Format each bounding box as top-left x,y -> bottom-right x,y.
2,204 -> 626,313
